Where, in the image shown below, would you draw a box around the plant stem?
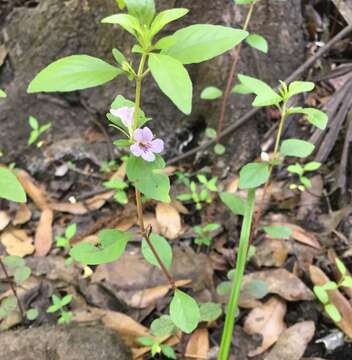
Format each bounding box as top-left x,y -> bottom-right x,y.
216,2 -> 255,144
0,258 -> 24,321
250,102 -> 287,242
132,54 -> 176,289
218,188 -> 256,359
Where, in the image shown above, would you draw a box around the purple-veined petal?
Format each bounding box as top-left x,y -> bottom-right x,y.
142,127 -> 153,142
151,139 -> 164,153
130,143 -> 143,157
142,150 -> 155,162
133,128 -> 144,142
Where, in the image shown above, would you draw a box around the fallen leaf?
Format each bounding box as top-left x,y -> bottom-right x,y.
171,199 -> 189,215
252,239 -> 289,267
185,328 -> 209,359
110,162 -> 126,180
264,321 -> 315,360
16,170 -> 50,210
156,203 -> 182,240
240,269 -> 314,308
127,279 -> 191,308
310,265 -> 352,338
35,208 -> 53,256
244,297 -> 287,356
1,228 -> 34,257
12,204 -> 32,225
143,213 -> 161,234
51,191 -> 114,214
0,211 -> 10,231
272,223 -> 321,249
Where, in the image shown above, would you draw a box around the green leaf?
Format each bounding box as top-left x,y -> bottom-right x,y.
70,229 -> 131,265
200,86 -> 223,100
232,83 -> 252,94
322,281 -> 338,291
104,178 -> 128,190
314,286 -> 329,304
4,256 -> 25,269
199,302 -> 222,322
287,163 -> 304,176
216,281 -> 232,296
280,139 -> 315,158
0,168 -> 26,203
61,294 -> 73,307
237,74 -> 282,107
243,280 -> 268,299
142,233 -> 173,270
263,225 -> 292,239
28,55 -> 122,93
239,162 -> 270,189
154,35 -> 177,50
124,0 -> 155,26
205,128 -> 217,139
151,315 -> 176,338
149,53 -> 192,115
138,336 -> 155,347
300,176 -> 311,188
162,25 -> 248,64
288,107 -> 328,130
101,14 -> 142,36
112,48 -> 127,65
114,191 -> 128,204
116,0 -> 126,9
0,296 -> 17,319
161,344 -> 176,359
28,116 -> 39,130
287,81 -> 315,98
304,161 -> 321,172
150,8 -> 189,37
246,34 -> 268,53
14,266 -> 31,285
126,155 -> 170,202
170,289 -> 200,334
336,258 -> 347,276
325,304 -> 342,322
0,89 -> 7,98
26,308 -> 39,321
235,0 -> 256,4
220,192 -> 245,216
65,224 -> 77,240
341,276 -> 352,288
214,144 -> 226,155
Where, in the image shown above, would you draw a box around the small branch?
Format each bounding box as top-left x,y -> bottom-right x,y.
216,2 -> 255,143
167,23 -> 352,166
0,258 -> 24,321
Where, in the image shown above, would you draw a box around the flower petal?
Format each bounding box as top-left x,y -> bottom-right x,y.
142,151 -> 155,162
151,139 -> 164,153
133,128 -> 144,142
111,107 -> 135,129
142,127 -> 154,142
130,143 -> 143,157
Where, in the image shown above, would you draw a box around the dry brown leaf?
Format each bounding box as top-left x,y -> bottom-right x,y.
16,170 -> 50,210
244,297 -> 287,357
128,279 -> 191,308
1,228 -> 34,257
115,214 -> 137,232
156,202 -> 182,240
0,211 -> 10,231
264,321 -> 315,360
273,222 -> 321,249
185,328 -> 209,359
0,45 -> 8,66
309,265 -> 352,338
34,208 -> 54,256
240,269 -> 314,308
252,239 -> 289,268
12,204 -> 32,225
143,213 -> 161,234
89,307 -> 148,346
171,199 -> 189,215
110,162 -> 126,179
51,191 -> 114,215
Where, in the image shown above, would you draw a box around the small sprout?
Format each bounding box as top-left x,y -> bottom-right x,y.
100,160 -> 118,173
47,294 -> 73,325
56,223 -> 77,251
193,223 -> 220,247
28,116 -> 51,147
287,161 -> 321,191
26,308 -> 39,321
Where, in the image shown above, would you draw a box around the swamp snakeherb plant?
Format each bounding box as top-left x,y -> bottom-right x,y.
27,0 -> 247,357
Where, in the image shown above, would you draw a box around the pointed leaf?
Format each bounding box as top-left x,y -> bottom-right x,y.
150,8 -> 189,37
280,139 -> 315,158
289,107 -> 328,130
220,192 -> 245,216
124,0 -> 155,26
28,55 -> 122,93
0,168 -> 26,203
287,81 -> 315,98
239,162 -> 270,189
246,34 -> 268,53
200,86 -> 223,100
101,13 -> 142,36
141,233 -> 173,270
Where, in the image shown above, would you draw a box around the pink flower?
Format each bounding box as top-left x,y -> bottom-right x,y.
130,127 -> 164,162
110,107 -> 134,129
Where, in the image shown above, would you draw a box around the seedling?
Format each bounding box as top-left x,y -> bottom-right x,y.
103,178 -> 129,204
100,160 -> 119,173
288,161 -> 321,191
27,115 -> 51,146
314,258 -> 352,323
193,223 -> 220,247
47,294 -> 73,325
56,223 -> 77,251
